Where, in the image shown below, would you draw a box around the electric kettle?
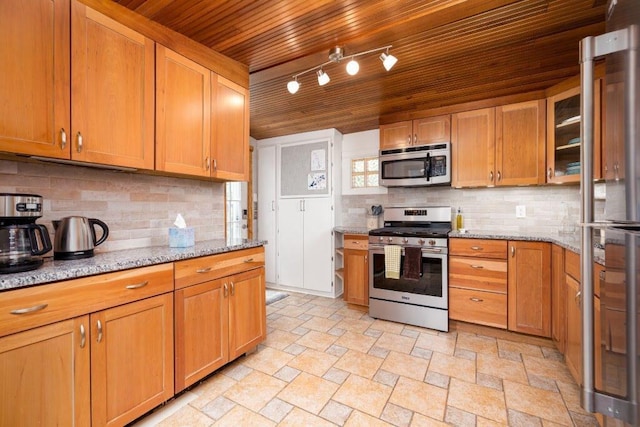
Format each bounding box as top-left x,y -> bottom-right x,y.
53,216 -> 109,260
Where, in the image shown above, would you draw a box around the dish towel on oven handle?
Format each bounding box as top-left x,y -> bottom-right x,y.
403,246 -> 422,280
384,245 -> 401,279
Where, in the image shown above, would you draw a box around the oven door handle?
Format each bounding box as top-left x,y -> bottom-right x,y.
368,246 -> 445,256
421,248 -> 442,254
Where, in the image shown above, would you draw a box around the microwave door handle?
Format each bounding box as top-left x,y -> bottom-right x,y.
425,153 -> 431,181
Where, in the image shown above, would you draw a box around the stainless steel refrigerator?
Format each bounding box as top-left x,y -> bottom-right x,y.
581,0 -> 640,425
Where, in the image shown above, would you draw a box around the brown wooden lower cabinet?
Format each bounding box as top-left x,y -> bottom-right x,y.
449,238 -> 508,328
91,293 -> 174,427
175,266 -> 266,392
551,244 -> 566,352
0,316 -> 91,426
508,241 -> 551,337
342,235 -> 369,306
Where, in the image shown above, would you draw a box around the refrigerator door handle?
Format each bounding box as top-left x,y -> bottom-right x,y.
580,26 -> 636,424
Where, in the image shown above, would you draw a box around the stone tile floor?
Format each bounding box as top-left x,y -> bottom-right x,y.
132,291 -> 599,426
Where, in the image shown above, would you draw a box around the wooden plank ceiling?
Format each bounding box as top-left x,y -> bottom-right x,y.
115,0 -> 605,140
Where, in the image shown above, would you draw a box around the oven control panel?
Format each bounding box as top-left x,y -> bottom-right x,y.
368,235 -> 447,248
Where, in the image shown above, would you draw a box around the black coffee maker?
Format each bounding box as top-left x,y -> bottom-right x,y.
0,193 -> 52,274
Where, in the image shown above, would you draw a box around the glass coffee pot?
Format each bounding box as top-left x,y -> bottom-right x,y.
0,193 -> 52,274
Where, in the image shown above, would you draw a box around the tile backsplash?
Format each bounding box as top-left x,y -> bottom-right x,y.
340,184 -> 605,235
0,159 -> 225,253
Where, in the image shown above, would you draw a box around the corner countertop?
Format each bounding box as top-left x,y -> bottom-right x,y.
0,238 -> 266,292
334,226 -> 603,265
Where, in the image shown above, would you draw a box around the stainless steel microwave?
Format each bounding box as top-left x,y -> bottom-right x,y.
379,142 -> 451,187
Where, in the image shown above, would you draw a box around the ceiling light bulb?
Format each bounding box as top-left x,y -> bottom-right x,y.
287,78 -> 300,94
317,69 -> 330,86
346,59 -> 359,76
380,52 -> 398,71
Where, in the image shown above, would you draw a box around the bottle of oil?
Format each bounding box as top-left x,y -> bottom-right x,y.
455,207 -> 463,231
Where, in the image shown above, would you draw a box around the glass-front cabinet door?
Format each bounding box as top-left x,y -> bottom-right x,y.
546,82 -> 602,184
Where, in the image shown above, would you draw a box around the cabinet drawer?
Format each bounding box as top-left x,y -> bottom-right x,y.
565,249 -> 580,281
449,257 -> 507,293
175,247 -> 264,289
449,238 -> 507,259
0,263 -> 174,338
344,235 -> 368,250
449,287 -> 507,329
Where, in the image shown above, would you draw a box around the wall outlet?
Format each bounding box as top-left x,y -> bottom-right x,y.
516,205 -> 526,218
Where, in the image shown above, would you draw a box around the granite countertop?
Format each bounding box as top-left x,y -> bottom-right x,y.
334,226 -> 604,264
0,238 -> 266,292
334,226 -> 370,235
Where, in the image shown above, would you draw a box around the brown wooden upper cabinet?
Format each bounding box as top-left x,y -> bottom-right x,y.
546,81 -> 602,183
1,0 -> 248,180
211,76 -> 250,181
156,45 -> 211,177
156,46 -> 249,181
0,0 -> 71,159
0,0 -> 155,170
379,115 -> 450,150
451,100 -> 545,188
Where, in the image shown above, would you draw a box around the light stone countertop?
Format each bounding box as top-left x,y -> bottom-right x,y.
0,238 -> 266,292
334,227 -> 604,264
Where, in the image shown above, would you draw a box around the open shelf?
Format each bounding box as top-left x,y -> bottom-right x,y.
335,268 -> 344,280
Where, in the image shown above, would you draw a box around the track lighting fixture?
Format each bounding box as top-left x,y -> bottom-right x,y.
286,45 -> 397,94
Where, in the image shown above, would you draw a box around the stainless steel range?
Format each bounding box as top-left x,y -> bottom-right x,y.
368,206 -> 451,331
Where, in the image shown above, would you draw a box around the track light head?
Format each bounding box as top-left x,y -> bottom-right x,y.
346,58 -> 359,76
287,78 -> 300,94
317,69 -> 330,86
380,51 -> 398,71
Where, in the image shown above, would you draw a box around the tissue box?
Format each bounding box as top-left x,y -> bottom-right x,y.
169,227 -> 194,248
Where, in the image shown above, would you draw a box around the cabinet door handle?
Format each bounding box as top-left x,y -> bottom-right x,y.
96,320 -> 103,343
76,132 -> 83,153
497,171 -> 502,182
125,280 -> 148,290
470,264 -> 484,269
197,267 -> 212,273
364,255 -> 368,263
80,324 -> 86,349
407,135 -> 412,144
60,128 -> 67,149
213,159 -> 217,170
243,258 -> 254,263
547,168 -> 553,179
413,134 -> 418,144
230,282 -> 235,296
10,303 -> 48,315
206,157 -> 211,170
223,283 -> 228,297
470,246 -> 483,251
489,171 -> 494,182
470,297 -> 484,303
600,270 -> 606,280
271,201 -> 275,211
511,246 -> 515,257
